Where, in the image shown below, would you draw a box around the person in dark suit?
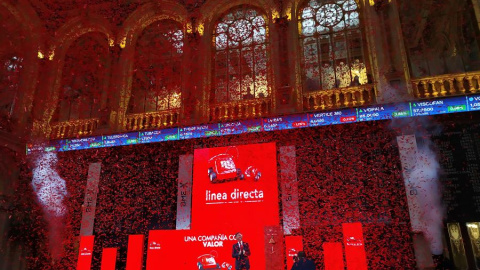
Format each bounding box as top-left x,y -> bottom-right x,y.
291,251 -> 316,270
232,232 -> 250,270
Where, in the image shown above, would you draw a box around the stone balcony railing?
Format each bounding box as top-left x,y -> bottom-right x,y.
125,109 -> 180,131
411,71 -> 480,98
50,118 -> 99,139
303,84 -> 376,111
209,98 -> 272,122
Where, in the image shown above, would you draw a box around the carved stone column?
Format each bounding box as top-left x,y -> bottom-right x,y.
364,0 -> 413,103
273,16 -> 296,114
101,44 -> 122,133
112,37 -> 136,132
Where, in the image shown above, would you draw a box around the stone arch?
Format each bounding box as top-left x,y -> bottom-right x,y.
40,15 -> 114,132
198,0 -> 278,38
115,1 -> 188,130
118,1 -> 187,50
49,16 -> 114,62
197,0 -> 280,119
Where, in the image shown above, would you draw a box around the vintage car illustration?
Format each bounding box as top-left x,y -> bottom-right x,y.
207,147 -> 261,183
208,147 -> 244,183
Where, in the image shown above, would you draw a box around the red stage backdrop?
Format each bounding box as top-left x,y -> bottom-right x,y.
76,235 -> 94,270
100,248 -> 117,270
146,143 -> 279,269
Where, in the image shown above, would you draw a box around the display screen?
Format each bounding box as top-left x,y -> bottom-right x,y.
28,95 -> 480,154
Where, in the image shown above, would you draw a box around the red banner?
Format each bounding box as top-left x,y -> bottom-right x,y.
76,235 -> 94,270
100,248 -> 117,270
191,143 -> 279,269
342,223 -> 367,270
145,229 -> 237,269
285,236 -> 303,270
146,230 -> 165,270
126,235 -> 144,270
323,242 -> 344,270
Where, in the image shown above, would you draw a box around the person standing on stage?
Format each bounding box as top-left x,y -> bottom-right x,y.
232,232 -> 251,270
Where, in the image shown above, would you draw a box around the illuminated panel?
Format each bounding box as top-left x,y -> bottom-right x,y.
146,230 -> 164,270
102,132 -> 139,148
192,143 -> 279,269
179,123 -> 221,139
357,103 -> 410,122
100,248 -> 117,270
323,242 -> 344,270
342,223 -> 367,270
467,95 -> 480,111
285,236 -> 303,270
219,119 -> 263,136
263,114 -> 308,131
66,137 -> 103,151
126,235 -> 144,270
146,229 -> 236,270
411,96 -> 467,116
139,128 -> 179,143
76,235 -> 94,270
309,108 -> 357,126
28,95 -> 479,154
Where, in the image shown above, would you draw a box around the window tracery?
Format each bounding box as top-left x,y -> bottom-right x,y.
299,0 -> 368,92
129,21 -> 183,114
213,7 -> 269,103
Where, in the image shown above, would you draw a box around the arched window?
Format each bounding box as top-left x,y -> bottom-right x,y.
0,55 -> 22,118
403,0 -> 480,77
55,32 -> 109,122
212,6 -> 269,103
299,0 -> 368,92
129,20 -> 183,114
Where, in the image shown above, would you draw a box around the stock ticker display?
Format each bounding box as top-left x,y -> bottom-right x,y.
27,94 -> 480,154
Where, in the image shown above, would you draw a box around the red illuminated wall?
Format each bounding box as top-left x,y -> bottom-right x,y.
192,143 -> 278,225
296,125 -> 415,269
18,121 -> 415,269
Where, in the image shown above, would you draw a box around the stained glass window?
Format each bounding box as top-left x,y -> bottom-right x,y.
130,20 -> 183,114
299,0 -> 368,92
213,7 -> 269,103
57,32 -> 108,122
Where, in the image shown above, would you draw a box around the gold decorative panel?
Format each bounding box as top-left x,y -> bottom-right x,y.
125,110 -> 180,131
303,84 -> 375,111
447,222 -> 469,270
411,71 -> 480,98
209,98 -> 272,122
467,222 -> 480,269
49,118 -> 99,139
